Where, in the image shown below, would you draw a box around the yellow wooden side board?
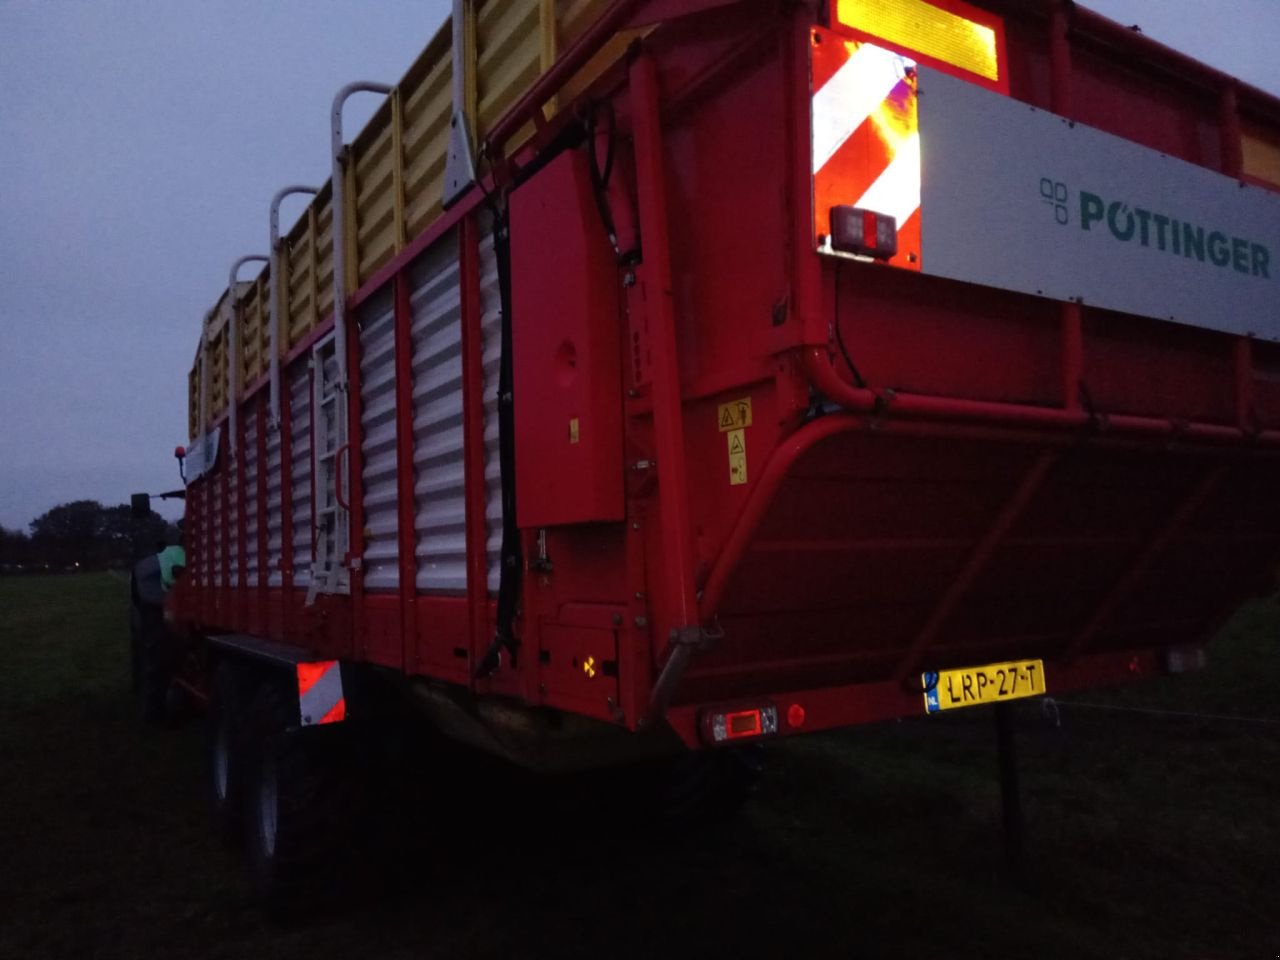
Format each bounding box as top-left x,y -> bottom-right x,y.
191,0 -> 613,437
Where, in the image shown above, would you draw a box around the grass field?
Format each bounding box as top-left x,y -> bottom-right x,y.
1,573 -> 1277,959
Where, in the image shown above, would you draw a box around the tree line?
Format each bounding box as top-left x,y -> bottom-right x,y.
0,500 -> 178,573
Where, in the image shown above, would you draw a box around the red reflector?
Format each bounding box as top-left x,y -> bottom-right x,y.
787,703 -> 806,729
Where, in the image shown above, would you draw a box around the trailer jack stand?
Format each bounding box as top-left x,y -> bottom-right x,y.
995,701 -> 1024,868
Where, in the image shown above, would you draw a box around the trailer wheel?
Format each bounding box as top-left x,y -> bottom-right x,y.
206,663 -> 244,842
241,681 -> 352,910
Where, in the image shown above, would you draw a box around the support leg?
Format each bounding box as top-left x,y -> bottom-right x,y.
995,701 -> 1024,868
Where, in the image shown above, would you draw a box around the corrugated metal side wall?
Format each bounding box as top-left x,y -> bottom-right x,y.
266,421 -> 283,588
478,232 -> 504,593
211,469 -> 225,587
409,230 -> 467,592
359,287 -> 400,590
227,451 -> 240,587
242,411 -> 259,587
289,361 -> 314,588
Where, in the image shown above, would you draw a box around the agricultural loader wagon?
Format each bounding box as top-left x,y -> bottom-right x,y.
141,0 -> 1280,900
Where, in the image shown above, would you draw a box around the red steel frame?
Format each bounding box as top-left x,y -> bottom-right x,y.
175,0 -> 1280,748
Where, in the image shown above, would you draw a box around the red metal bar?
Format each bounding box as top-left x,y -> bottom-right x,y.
799,347 -> 1280,447
202,474 -> 211,625
791,14 -> 826,345
255,394 -> 269,631
279,368 -> 295,641
629,50 -> 701,648
1049,0 -> 1073,117
392,271 -> 418,672
484,0 -> 643,152
220,439 -> 230,625
236,399 -> 249,630
1063,464 -> 1227,662
1061,301 -> 1083,411
891,451 -> 1057,685
345,317 -> 366,651
665,647 -> 1164,747
459,216 -> 490,673
699,413 -> 864,621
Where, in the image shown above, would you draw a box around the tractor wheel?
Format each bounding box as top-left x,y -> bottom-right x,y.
206,662 -> 245,843
133,603 -> 171,726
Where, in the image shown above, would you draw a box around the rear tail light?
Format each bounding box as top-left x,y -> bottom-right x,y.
829,205 -> 899,260
701,703 -> 778,744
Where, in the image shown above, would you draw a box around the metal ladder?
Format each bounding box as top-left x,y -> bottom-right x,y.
307,335 -> 349,601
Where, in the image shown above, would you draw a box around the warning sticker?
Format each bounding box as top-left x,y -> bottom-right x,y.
718,397 -> 753,432
727,428 -> 747,486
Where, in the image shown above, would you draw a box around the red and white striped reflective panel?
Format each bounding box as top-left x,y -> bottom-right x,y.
812,27 -> 921,271
296,660 -> 346,726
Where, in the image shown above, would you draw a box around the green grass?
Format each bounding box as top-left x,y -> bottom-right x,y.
1,573 -> 1277,959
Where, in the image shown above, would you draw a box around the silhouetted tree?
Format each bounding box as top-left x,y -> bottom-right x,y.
19,500 -> 177,571
0,526 -> 31,568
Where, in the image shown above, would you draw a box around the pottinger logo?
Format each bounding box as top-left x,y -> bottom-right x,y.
1039,178 -> 1271,280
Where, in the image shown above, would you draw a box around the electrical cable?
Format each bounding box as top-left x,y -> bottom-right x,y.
833,261 -> 868,388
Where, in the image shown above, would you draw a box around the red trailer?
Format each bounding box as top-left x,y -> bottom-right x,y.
146,0 -> 1280,901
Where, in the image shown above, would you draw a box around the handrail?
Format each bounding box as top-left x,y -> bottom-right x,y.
331,81 -> 394,387
798,347 -> 1280,447
268,185 -> 319,425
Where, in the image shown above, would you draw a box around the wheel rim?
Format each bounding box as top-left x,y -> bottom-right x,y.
257,752 -> 279,858
213,720 -> 231,803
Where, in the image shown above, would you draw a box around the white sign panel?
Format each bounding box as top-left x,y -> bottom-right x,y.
917,67 -> 1280,340
183,427 -> 221,484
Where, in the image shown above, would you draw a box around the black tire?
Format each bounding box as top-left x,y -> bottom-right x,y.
241,680 -> 353,911
134,603 -> 170,726
207,662 -> 245,843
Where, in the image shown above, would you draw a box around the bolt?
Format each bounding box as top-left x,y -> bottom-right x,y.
623,271 -> 637,287
634,616 -> 648,628
632,521 -> 641,531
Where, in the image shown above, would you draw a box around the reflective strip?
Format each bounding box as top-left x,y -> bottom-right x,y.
296,660 -> 345,726
854,130 -> 921,230
811,30 -> 923,271
812,42 -> 908,174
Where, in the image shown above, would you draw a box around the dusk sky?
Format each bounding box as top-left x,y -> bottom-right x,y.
1,0 -> 1278,530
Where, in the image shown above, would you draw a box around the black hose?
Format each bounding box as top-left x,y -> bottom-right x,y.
475,200 -> 522,679
833,261 -> 867,388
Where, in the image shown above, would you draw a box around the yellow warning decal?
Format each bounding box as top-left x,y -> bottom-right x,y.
718,397 -> 753,432
568,417 -> 580,444
727,428 -> 748,486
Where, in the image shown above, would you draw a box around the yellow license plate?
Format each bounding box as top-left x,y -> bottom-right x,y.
922,659 -> 1046,713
